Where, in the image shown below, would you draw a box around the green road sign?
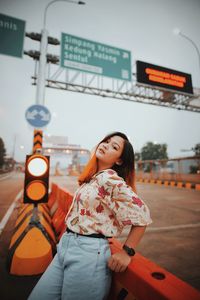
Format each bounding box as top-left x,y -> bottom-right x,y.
61,33 -> 132,81
0,13 -> 25,58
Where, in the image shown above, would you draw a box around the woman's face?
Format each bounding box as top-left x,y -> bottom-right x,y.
96,135 -> 125,169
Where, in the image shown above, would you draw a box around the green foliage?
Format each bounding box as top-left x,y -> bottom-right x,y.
193,143 -> 200,156
0,137 -> 6,167
141,142 -> 168,160
189,165 -> 199,174
134,152 -> 141,161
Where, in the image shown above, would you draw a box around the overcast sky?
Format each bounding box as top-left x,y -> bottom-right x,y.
0,0 -> 200,162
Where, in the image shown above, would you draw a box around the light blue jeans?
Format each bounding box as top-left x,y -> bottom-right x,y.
28,231 -> 112,300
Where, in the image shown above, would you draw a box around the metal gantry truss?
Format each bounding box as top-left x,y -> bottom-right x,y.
31,60 -> 200,113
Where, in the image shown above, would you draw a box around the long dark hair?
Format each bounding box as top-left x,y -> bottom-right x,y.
78,131 -> 136,192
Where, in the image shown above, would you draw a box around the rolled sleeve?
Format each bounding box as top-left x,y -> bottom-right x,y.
102,171 -> 152,228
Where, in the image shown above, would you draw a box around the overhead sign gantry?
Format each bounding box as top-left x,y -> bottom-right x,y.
0,12 -> 199,113
29,30 -> 200,113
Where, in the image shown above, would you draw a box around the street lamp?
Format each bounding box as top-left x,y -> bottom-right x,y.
36,0 -> 86,105
173,28 -> 200,87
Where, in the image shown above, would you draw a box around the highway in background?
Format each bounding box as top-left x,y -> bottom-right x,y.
0,172 -> 200,299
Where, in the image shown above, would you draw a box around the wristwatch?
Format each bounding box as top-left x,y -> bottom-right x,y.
123,244 -> 135,256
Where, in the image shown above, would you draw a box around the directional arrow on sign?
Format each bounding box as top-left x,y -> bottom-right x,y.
26,110 -> 38,120
25,104 -> 51,128
39,110 -> 50,121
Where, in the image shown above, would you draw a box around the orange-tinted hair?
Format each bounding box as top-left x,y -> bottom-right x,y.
78,153 -> 97,185
78,132 -> 137,193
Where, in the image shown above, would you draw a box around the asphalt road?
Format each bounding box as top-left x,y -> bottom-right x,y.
0,172 -> 23,221
0,172 -> 200,300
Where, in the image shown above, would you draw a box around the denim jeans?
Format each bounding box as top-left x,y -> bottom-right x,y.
28,232 -> 112,300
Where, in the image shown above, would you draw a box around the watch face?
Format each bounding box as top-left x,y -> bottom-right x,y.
128,248 -> 135,256
123,245 -> 135,256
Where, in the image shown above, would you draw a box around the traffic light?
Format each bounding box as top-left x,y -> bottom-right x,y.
24,51 -> 59,64
25,32 -> 60,64
25,32 -> 60,45
23,154 -> 50,204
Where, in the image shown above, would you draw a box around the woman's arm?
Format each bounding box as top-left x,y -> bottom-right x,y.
108,225 -> 146,273
124,225 -> 146,248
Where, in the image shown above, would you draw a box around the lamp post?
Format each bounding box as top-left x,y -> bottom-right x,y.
36,0 -> 85,105
173,28 -> 200,87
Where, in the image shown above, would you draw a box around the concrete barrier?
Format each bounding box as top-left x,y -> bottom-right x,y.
7,206 -> 56,275
137,178 -> 200,191
196,184 -> 200,191
7,183 -> 73,276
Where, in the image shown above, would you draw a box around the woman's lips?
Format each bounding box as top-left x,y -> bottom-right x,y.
98,148 -> 105,154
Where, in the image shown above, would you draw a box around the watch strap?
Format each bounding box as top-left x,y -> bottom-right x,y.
123,244 -> 135,256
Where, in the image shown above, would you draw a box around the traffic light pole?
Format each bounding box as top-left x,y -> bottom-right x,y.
35,1 -> 85,106
36,28 -> 48,105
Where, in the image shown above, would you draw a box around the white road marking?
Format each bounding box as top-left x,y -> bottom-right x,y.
0,189 -> 23,235
147,223 -> 200,232
0,173 -> 13,181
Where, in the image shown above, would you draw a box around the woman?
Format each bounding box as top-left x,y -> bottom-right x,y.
28,131 -> 152,300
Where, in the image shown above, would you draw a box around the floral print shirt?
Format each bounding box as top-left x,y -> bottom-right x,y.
65,169 -> 152,237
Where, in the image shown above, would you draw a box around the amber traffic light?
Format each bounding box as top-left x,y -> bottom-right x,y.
23,154 -> 50,204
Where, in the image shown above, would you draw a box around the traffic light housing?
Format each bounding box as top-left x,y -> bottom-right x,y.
23,154 -> 50,204
24,51 -> 59,64
25,32 -> 60,45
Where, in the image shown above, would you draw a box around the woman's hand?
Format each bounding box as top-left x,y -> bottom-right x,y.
107,250 -> 131,272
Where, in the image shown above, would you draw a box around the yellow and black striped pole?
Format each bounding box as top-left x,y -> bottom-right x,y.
33,130 -> 43,154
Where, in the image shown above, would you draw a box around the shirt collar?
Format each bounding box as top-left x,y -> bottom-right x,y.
92,168 -> 116,178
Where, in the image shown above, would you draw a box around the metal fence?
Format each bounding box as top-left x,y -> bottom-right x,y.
136,156 -> 200,184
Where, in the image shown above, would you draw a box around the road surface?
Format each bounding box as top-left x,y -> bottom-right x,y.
0,172 -> 200,300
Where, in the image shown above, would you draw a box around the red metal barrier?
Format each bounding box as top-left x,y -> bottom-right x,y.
47,183 -> 58,209
51,186 -> 73,235
108,238 -> 200,300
